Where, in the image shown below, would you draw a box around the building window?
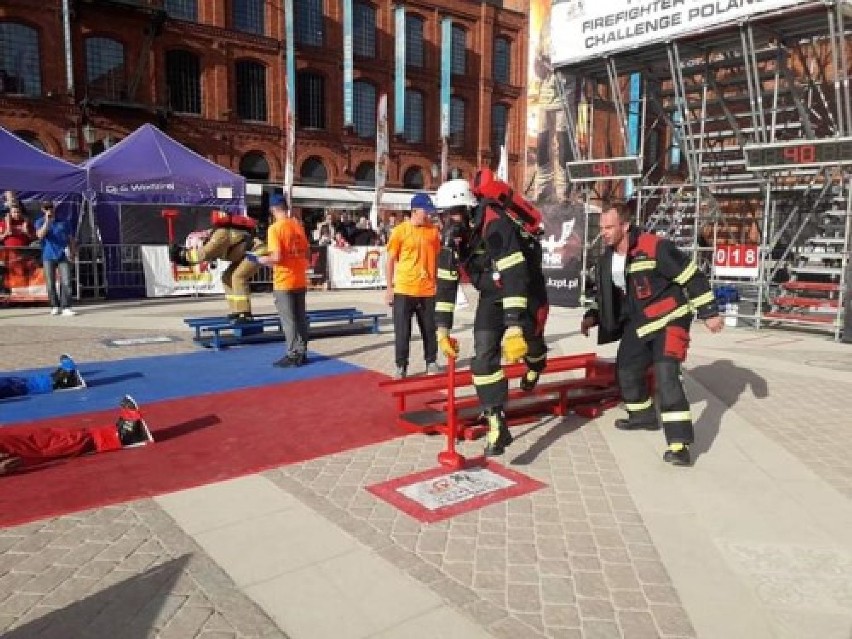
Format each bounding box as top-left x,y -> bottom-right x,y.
235,60 -> 267,121
240,152 -> 270,181
85,37 -> 125,101
493,37 -> 510,85
164,0 -> 197,21
450,96 -> 465,148
354,162 -> 375,187
451,25 -> 466,76
295,0 -> 324,46
301,156 -> 328,185
233,0 -> 265,35
15,130 -> 45,151
353,2 -> 376,58
296,71 -> 325,130
404,89 -> 424,144
353,80 -> 376,139
0,23 -> 41,96
405,15 -> 424,68
403,166 -> 424,189
166,50 -> 201,114
491,103 -> 509,154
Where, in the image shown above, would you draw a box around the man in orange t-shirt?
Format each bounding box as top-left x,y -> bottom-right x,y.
258,194 -> 310,367
384,193 -> 441,378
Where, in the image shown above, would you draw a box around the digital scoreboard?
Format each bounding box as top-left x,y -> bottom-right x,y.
744,137 -> 852,171
565,156 -> 642,183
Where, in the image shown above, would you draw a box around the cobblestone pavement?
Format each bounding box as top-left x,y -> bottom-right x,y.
2,294 -> 851,638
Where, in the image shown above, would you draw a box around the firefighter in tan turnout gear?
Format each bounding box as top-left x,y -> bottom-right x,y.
433,170 -> 550,457
170,211 -> 268,322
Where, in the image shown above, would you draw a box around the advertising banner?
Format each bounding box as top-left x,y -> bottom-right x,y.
141,235 -> 225,297
327,246 -> 387,289
551,0 -> 816,67
540,202 -> 585,307
394,5 -> 406,136
343,0 -> 354,128
370,94 -> 389,229
0,247 -> 48,301
440,17 -> 452,139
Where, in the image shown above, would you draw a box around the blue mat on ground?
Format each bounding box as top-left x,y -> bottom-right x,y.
0,345 -> 361,426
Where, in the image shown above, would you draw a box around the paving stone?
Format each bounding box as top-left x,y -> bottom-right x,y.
574,571 -> 609,599
649,604 -> 696,636
619,610 -> 663,639
577,596 -> 616,621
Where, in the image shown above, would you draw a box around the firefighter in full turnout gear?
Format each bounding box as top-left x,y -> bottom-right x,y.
170,211 -> 268,322
581,201 -> 724,466
433,170 -> 550,457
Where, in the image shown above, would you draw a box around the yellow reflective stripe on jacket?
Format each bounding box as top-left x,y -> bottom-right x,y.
627,260 -> 656,273
661,410 -> 692,422
625,398 -> 653,412
472,370 -> 505,386
226,294 -> 249,301
436,302 -> 455,313
673,261 -> 697,285
437,268 -> 457,281
502,296 -> 527,309
689,290 -> 714,309
635,303 -> 692,337
496,251 -> 525,271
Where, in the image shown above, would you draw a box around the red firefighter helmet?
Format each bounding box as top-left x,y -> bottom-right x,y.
210,210 -> 257,231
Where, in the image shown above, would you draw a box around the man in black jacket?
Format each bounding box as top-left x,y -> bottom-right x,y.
581,201 -> 723,466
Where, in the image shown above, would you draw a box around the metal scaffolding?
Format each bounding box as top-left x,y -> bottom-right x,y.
556,0 -> 852,340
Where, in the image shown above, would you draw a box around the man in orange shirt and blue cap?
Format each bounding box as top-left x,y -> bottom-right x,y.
384,192 -> 442,378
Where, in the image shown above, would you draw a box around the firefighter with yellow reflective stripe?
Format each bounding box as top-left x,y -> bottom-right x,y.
170,211 -> 268,322
581,201 -> 723,466
432,176 -> 549,457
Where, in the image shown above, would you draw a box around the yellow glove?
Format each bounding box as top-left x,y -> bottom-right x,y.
437,327 -> 459,359
502,326 -> 528,363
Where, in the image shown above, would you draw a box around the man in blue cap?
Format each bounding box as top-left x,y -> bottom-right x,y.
384,193 -> 442,378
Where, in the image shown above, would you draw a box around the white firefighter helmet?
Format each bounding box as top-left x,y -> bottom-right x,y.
434,179 -> 478,210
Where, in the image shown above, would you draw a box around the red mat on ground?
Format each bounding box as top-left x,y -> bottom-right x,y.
0,371 -> 405,528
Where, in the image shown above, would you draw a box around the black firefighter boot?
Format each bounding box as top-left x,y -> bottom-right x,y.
115,395 -> 154,448
483,407 -> 513,457
614,406 -> 660,431
520,369 -> 540,392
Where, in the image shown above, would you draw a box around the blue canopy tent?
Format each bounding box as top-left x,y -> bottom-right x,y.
80,124 -> 246,298
0,125 -> 86,202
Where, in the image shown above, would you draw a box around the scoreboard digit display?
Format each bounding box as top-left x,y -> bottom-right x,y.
744,137 -> 852,171
565,156 -> 642,182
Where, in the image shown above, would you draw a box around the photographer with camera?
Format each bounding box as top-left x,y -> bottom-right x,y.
35,200 -> 77,316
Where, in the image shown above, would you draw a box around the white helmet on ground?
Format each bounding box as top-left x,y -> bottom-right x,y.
434,179 -> 478,210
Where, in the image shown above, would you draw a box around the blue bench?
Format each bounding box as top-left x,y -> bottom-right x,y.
184,307 -> 386,350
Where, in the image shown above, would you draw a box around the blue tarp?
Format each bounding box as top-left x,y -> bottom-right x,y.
0,126 -> 87,197
82,124 -> 245,209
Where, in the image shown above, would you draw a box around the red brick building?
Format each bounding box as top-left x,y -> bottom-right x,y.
0,0 -> 528,211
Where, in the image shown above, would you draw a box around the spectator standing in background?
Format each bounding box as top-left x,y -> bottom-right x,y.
258,194 -> 311,368
0,202 -> 35,247
384,193 -> 442,378
35,201 -> 77,316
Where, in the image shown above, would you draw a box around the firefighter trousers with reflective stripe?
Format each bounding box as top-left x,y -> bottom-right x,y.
616,324 -> 694,445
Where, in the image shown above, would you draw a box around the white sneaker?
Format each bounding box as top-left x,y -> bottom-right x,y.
61,308 -> 77,317
50,308 -> 60,316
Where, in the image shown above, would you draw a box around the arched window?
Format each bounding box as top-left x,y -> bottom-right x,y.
451,25 -> 467,76
353,2 -> 376,58
233,0 -> 265,35
14,130 -> 45,151
165,0 -> 197,21
296,71 -> 325,129
0,22 -> 41,96
166,50 -> 201,114
295,0 -> 324,46
240,152 -> 270,181
491,103 -> 509,156
86,37 -> 125,100
405,15 -> 424,68
300,156 -> 328,185
353,80 -> 376,139
403,166 -> 424,190
235,60 -> 267,122
493,37 -> 511,85
404,89 -> 424,144
449,96 -> 465,148
354,161 -> 375,187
